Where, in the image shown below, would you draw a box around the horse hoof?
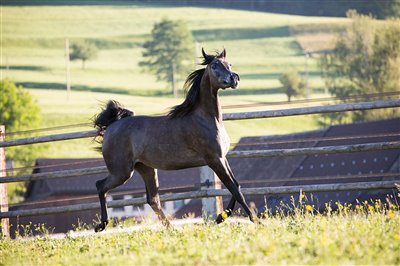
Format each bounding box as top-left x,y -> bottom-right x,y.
216,211 -> 229,224
250,215 -> 260,224
94,221 -> 108,232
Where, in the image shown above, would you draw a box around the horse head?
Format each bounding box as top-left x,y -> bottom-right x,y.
202,48 -> 240,90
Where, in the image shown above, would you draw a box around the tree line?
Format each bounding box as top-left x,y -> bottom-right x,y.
5,0 -> 399,18
163,0 -> 400,19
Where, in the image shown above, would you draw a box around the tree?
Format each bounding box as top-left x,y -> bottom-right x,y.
320,10 -> 400,125
139,18 -> 194,96
70,41 -> 98,69
0,79 -> 43,203
279,70 -> 306,102
383,0 -> 400,18
0,79 -> 42,165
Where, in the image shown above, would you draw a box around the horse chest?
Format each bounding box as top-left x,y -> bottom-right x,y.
195,120 -> 230,156
218,124 -> 230,155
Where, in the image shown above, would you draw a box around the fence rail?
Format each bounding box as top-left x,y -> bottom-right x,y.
1,141 -> 399,184
1,99 -> 399,148
223,99 -> 400,120
1,180 -> 398,218
0,99 -> 400,225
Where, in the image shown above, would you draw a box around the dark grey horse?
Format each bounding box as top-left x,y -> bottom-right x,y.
93,48 -> 257,232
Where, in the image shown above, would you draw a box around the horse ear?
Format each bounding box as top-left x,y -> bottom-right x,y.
218,48 -> 226,58
201,48 -> 214,65
202,48 -> 208,59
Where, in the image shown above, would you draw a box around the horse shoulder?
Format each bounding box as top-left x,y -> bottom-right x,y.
187,115 -> 230,156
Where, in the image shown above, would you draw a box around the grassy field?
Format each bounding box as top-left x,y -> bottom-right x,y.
2,4 -> 346,97
2,4 -> 349,160
1,205 -> 399,265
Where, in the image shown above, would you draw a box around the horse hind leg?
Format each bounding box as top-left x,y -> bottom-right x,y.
134,163 -> 172,229
95,170 -> 133,232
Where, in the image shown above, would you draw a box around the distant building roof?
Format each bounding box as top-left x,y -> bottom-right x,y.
25,118 -> 400,217
26,158 -> 201,201
178,118 -> 400,215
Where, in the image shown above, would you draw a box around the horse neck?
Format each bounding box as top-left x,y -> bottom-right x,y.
198,71 -> 223,122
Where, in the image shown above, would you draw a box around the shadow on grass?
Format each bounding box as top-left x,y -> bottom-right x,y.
220,87 -> 284,96
17,81 -> 285,97
1,65 -> 50,71
240,71 -> 321,80
16,82 -> 171,97
193,26 -> 290,42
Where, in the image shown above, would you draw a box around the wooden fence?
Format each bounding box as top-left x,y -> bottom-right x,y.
0,99 -> 399,229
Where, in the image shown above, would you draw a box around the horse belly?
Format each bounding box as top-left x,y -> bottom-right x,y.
138,144 -> 206,170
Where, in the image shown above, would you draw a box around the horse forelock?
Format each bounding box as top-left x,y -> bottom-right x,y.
200,54 -> 215,65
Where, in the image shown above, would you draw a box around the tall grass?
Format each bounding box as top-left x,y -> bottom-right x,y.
1,202 -> 399,265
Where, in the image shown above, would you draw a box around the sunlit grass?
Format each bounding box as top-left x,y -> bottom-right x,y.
1,200 -> 399,265
2,4 -> 347,96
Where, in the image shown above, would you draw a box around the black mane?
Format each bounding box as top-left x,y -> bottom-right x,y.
168,56 -> 215,119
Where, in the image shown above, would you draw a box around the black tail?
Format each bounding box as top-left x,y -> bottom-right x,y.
93,100 -> 134,131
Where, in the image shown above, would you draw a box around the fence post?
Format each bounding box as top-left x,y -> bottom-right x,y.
0,126 -> 9,237
65,38 -> 71,100
199,166 -> 223,220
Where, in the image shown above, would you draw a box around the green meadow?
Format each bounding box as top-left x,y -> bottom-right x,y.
2,4 -> 348,159
1,206 -> 399,265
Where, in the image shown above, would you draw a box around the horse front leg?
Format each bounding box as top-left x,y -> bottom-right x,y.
216,196 -> 236,224
207,157 -> 258,224
216,159 -> 238,224
135,163 -> 172,229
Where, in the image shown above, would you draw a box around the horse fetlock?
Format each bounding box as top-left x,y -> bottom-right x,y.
163,219 -> 173,229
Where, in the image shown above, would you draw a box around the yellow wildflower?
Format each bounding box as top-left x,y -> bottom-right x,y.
387,210 -> 395,219
305,205 -> 313,212
300,192 -> 305,200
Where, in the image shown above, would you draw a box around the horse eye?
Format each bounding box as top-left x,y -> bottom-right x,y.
211,64 -> 217,70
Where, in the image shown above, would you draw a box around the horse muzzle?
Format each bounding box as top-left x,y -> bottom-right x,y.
230,72 -> 240,89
